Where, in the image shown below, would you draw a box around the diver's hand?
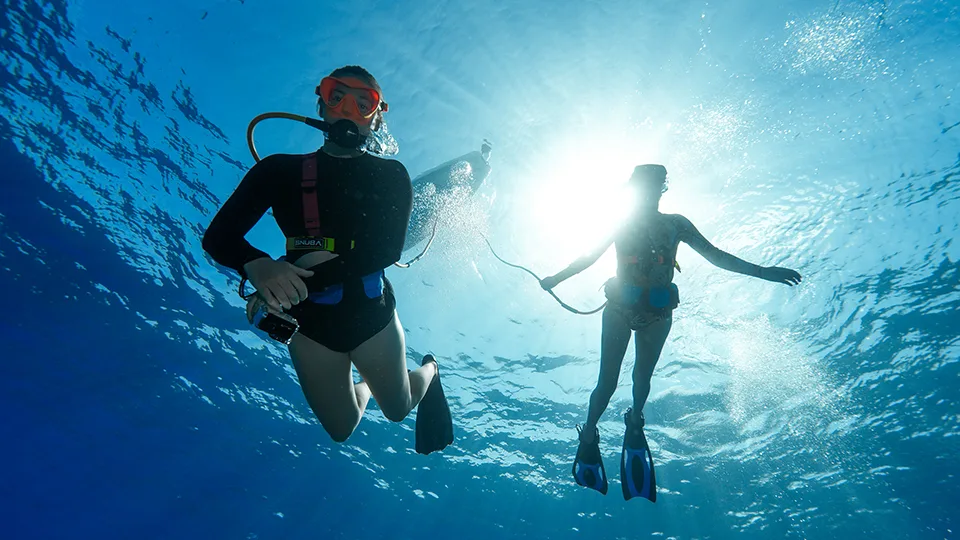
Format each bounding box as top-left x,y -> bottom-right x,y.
760,266 -> 802,286
540,275 -> 560,290
246,294 -> 262,323
245,294 -> 280,324
243,257 -> 314,310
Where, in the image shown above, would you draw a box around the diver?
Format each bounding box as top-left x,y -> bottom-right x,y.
202,65 -> 453,454
539,165 -> 802,501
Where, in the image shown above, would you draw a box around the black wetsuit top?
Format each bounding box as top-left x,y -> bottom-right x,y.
202,150 -> 413,351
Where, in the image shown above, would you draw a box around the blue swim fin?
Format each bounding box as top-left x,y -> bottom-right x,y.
415,355 -> 454,455
572,425 -> 608,495
620,408 -> 656,502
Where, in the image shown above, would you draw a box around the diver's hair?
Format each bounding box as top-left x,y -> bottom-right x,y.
328,65 -> 382,94
632,164 -> 667,182
630,164 -> 668,193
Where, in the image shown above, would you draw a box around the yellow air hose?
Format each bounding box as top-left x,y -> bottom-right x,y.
246,112 -> 323,162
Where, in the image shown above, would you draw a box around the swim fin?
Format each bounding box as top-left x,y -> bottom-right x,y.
572,425 -> 608,494
415,354 -> 454,455
620,408 -> 656,502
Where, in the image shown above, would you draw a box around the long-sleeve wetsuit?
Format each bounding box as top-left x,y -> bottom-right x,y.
202,150 -> 413,351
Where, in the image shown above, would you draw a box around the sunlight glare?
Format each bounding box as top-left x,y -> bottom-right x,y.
525,131 -> 666,267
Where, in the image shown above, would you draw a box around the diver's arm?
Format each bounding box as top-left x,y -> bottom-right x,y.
676,215 -> 802,285
304,163 -> 414,290
201,156 -> 276,278
542,236 -> 615,289
676,215 -> 762,276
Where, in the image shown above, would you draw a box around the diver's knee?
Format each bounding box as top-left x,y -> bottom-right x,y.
381,404 -> 412,423
593,382 -> 618,401
384,411 -> 409,423
325,426 -> 355,444
318,413 -> 360,443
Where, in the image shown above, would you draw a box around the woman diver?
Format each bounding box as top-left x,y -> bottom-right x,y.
202,65 -> 453,455
539,164 -> 802,500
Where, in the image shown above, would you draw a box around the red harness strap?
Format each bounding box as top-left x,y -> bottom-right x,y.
302,154 -> 321,236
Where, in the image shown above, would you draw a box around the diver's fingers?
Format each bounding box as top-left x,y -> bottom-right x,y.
245,295 -> 263,323
260,288 -> 283,312
290,277 -> 309,303
267,283 -> 293,310
270,283 -> 294,309
278,279 -> 302,306
767,267 -> 802,286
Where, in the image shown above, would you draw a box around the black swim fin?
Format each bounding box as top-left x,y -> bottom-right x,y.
620,408 -> 656,502
572,425 -> 608,495
415,354 -> 454,455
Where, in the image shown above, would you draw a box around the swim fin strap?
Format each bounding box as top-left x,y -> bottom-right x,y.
415,354 -> 454,455
621,407 -> 656,502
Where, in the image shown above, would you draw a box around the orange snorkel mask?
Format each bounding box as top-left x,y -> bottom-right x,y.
316,76 -> 389,124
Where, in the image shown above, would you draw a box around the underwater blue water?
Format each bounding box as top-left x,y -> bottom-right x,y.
2,0 -> 959,539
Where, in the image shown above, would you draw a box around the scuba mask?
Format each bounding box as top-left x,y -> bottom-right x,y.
316,76 -> 388,123
314,76 -> 389,150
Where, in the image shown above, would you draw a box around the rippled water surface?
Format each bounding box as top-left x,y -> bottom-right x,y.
2,1 -> 958,539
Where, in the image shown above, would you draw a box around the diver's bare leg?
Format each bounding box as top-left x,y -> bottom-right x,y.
288,334 -> 372,443
349,312 -> 436,423
630,316 -> 672,418
581,306 -> 633,442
